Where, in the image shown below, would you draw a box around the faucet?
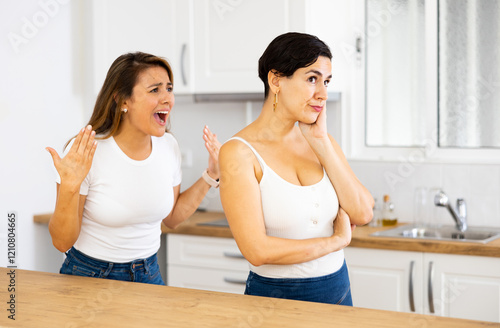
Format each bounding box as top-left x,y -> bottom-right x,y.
434,190 -> 467,232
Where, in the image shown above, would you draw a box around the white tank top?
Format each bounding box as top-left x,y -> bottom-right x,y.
230,137 -> 344,278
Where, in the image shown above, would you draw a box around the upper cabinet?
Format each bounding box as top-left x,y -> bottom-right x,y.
89,0 -> 192,95
192,0 -> 350,94
89,0 -> 349,96
192,0 -> 306,94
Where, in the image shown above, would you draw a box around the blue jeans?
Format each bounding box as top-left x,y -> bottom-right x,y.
245,260 -> 352,305
60,247 -> 165,285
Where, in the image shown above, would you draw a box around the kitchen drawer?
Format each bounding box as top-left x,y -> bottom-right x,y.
167,234 -> 248,271
167,265 -> 248,294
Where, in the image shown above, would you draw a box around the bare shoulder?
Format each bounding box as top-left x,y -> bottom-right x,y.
220,137 -> 254,168
219,133 -> 262,183
220,138 -> 248,162
220,130 -> 259,160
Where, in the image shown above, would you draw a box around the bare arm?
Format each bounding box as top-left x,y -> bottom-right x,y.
46,125 -> 97,252
49,186 -> 87,252
219,140 -> 352,267
314,134 -> 373,226
163,126 -> 220,229
162,180 -> 210,229
299,109 -> 374,226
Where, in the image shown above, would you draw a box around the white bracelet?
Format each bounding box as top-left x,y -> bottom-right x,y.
202,170 -> 219,188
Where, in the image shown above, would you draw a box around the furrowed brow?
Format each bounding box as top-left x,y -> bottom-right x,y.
147,82 -> 163,88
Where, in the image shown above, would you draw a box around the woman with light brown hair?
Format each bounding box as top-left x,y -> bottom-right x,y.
46,52 -> 220,285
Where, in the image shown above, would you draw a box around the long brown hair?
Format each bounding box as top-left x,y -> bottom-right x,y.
66,52 -> 173,146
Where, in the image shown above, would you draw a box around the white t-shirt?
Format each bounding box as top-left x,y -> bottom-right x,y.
56,133 -> 182,262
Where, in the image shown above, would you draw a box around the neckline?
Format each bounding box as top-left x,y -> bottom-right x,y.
264,166 -> 327,188
109,136 -> 155,165
230,137 -> 326,188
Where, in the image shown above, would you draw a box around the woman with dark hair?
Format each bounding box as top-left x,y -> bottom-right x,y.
219,32 -> 373,304
46,52 -> 221,285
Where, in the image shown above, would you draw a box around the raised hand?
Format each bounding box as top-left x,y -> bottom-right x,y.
298,105 -> 328,141
202,125 -> 221,180
46,125 -> 97,190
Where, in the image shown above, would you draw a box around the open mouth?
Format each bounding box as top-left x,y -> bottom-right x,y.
154,111 -> 169,125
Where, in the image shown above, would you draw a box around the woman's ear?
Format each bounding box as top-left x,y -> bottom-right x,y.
115,94 -> 129,109
267,70 -> 281,95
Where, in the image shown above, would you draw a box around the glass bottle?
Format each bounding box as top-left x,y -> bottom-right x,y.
381,194 -> 397,226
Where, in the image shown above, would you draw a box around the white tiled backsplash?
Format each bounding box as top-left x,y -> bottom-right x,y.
350,160 -> 500,228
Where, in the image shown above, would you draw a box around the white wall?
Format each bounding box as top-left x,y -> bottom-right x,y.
0,0 -> 85,271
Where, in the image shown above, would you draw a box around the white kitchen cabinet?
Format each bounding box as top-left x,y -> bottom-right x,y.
88,0 -> 351,96
192,0 -> 306,94
345,247 -> 500,323
191,0 -> 351,94
344,248 -> 424,313
425,253 -> 500,322
90,0 -> 193,95
167,234 -> 249,294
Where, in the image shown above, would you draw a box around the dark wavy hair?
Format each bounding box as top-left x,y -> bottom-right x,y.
258,32 -> 332,98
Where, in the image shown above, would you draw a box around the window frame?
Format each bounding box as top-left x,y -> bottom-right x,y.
346,0 -> 500,164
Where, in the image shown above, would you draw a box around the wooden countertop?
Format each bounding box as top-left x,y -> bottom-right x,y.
34,211 -> 500,257
4,267 -> 497,328
161,211 -> 500,258
161,211 -> 232,237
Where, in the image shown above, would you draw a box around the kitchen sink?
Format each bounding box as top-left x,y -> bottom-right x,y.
371,224 -> 500,244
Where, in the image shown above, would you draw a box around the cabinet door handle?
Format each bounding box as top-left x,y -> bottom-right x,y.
223,277 -> 247,285
223,251 -> 245,259
428,261 -> 435,313
409,260 -> 415,312
180,43 -> 188,86
356,36 -> 362,53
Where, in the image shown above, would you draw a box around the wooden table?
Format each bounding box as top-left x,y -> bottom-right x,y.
1,268 -> 498,327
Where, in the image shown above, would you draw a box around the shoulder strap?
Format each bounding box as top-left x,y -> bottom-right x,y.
227,137 -> 267,170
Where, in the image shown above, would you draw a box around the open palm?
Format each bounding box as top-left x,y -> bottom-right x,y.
46,126 -> 97,188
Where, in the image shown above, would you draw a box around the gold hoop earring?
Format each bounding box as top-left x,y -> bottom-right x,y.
273,90 -> 279,112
